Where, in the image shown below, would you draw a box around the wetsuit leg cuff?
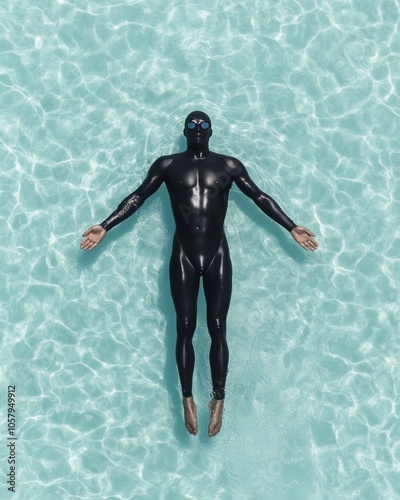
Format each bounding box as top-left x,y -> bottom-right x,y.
212,389 -> 225,400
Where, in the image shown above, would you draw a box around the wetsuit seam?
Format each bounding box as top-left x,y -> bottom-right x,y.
175,233 -> 197,273
203,233 -> 225,276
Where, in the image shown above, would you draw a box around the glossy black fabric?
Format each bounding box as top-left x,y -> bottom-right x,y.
169,234 -> 232,399
100,112 -> 297,400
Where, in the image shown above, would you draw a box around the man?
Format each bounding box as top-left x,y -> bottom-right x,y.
80,111 -> 318,437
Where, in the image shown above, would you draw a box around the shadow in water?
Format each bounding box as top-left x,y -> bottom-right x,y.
229,188 -> 308,264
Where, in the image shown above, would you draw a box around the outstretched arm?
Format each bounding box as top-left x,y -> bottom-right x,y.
80,157 -> 168,251
233,161 -> 297,231
232,161 -> 318,251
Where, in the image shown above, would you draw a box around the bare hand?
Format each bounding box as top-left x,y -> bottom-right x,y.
80,225 -> 107,251
290,226 -> 318,251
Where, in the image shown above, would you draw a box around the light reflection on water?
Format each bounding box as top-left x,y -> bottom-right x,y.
1,0 -> 399,498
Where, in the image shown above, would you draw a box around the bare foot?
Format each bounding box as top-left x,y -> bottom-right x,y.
183,397 -> 198,435
208,398 -> 224,437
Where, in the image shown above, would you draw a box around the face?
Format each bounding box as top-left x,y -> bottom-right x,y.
184,111 -> 212,145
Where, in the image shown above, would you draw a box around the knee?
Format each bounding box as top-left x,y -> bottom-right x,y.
208,318 -> 226,339
177,316 -> 196,337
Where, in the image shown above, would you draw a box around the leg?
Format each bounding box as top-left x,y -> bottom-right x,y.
169,236 -> 200,434
203,236 -> 232,436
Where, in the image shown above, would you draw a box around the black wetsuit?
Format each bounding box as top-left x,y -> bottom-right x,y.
99,149 -> 296,400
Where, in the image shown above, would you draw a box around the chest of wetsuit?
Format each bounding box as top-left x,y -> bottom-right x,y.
164,154 -> 233,273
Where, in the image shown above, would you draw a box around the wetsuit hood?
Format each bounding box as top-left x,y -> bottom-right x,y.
183,110 -> 213,146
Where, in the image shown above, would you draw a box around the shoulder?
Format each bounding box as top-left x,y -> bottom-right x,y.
157,153 -> 186,167
148,155 -> 176,174
213,153 -> 246,176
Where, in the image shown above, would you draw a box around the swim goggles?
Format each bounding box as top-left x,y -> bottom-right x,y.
187,121 -> 210,130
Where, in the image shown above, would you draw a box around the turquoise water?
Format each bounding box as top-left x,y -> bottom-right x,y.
1,0 -> 399,498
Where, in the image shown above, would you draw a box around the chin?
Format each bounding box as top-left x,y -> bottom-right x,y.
194,136 -> 207,143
